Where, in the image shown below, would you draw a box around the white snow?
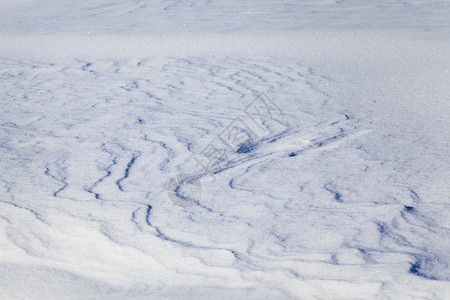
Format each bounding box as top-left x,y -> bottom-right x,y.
1,1 -> 449,299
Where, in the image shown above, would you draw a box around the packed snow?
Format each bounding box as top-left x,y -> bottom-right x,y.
0,0 -> 449,299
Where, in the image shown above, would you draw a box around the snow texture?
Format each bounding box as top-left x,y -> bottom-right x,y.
0,0 -> 449,299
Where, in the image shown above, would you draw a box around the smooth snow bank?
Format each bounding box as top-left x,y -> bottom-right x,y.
1,29 -> 448,60
1,0 -> 449,35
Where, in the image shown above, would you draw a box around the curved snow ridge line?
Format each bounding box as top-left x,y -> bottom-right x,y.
142,204 -> 245,263
116,154 -> 139,192
388,199 -> 450,281
0,200 -> 48,225
169,120 -> 369,208
82,142 -> 122,201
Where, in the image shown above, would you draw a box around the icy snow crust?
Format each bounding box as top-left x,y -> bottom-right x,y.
0,0 -> 449,299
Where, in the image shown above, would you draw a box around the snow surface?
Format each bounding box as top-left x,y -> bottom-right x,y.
0,0 -> 449,299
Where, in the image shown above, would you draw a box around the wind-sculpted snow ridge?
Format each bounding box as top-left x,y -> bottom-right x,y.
1,0 -> 450,299
1,53 -> 449,299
